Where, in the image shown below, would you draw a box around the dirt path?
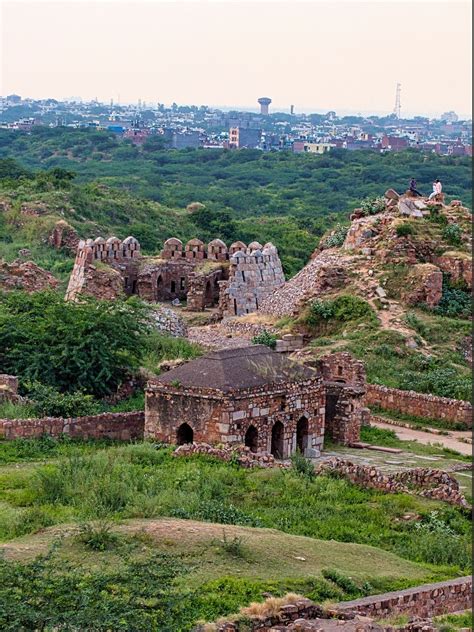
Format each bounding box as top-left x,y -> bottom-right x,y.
371,420 -> 472,456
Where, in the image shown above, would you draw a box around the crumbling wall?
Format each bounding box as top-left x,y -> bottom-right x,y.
365,384 -> 472,427
219,242 -> 286,317
0,411 -> 144,441
0,260 -> 59,293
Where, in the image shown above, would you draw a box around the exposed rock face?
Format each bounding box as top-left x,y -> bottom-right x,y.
401,263 -> 443,308
398,198 -> 424,218
433,252 -> 472,288
48,220 -> 80,253
0,260 -> 59,293
343,216 -> 380,249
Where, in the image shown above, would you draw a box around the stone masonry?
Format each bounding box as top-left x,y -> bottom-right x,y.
145,348 -> 367,456
365,384 -> 472,428
65,236 -> 284,318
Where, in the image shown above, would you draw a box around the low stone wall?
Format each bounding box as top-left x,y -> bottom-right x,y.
0,412 -> 144,441
317,457 -> 470,508
335,576 -> 472,619
201,576 -> 472,630
173,442 -> 284,469
365,384 -> 472,428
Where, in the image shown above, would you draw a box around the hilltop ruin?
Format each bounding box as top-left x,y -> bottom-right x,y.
65,236 -> 285,316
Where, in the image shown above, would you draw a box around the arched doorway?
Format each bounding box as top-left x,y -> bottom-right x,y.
296,416 -> 309,455
156,275 -> 163,300
176,423 -> 193,445
271,421 -> 284,459
244,425 -> 258,453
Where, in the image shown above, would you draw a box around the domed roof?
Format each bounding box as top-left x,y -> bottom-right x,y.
106,236 -> 120,244
94,237 -> 105,244
186,238 -> 204,247
263,242 -> 277,252
208,238 -> 227,248
164,237 -> 183,247
248,241 -> 263,251
230,241 -> 247,249
123,236 -> 140,245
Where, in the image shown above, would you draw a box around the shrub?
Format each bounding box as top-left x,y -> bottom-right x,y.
435,284 -> 471,319
13,506 -> 55,537
396,223 -> 413,237
290,450 -> 315,480
443,223 -> 462,246
78,519 -> 119,551
252,330 -> 278,349
322,569 -> 361,596
399,367 -> 471,401
215,530 -> 247,558
360,196 -> 386,216
323,224 -> 348,248
26,382 -> 100,418
306,295 -> 374,328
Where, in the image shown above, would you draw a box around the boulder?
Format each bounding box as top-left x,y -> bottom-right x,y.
399,198 -> 423,218
384,188 -> 400,201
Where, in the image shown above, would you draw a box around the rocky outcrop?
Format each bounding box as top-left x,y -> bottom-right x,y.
48,220 -> 80,253
433,252 -> 472,288
0,259 -> 59,293
401,263 -> 443,308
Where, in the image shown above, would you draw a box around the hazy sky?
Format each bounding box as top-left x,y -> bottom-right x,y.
1,0 -> 472,117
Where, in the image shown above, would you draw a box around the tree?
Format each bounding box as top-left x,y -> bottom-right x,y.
0,291 -> 150,397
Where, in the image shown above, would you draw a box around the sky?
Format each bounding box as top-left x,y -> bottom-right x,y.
1,0 -> 472,118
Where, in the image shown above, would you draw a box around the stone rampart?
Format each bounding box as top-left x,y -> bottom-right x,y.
334,576 -> 472,619
365,384 -> 472,428
0,411 -> 144,441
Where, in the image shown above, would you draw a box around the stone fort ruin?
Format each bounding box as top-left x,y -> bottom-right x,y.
145,348 -> 367,457
66,236 -> 285,316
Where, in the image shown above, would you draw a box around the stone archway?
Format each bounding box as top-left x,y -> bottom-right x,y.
296,416 -> 309,455
176,423 -> 193,445
271,421 -> 284,459
244,425 -> 258,453
205,280 -> 213,307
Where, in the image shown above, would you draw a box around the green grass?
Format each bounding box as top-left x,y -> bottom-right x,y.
0,442 -> 470,573
433,611 -> 473,631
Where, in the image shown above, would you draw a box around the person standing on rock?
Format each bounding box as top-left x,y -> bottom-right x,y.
428,179 -> 442,200
409,178 -> 423,197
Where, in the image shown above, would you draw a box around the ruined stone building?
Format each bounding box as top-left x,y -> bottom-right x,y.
65,236 -> 285,316
145,348 -> 367,457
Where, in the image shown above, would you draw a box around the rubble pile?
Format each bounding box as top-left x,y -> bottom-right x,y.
173,442 -> 283,468
0,259 -> 59,293
317,457 -> 470,508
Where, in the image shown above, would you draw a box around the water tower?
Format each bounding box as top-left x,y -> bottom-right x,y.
258,97 -> 272,115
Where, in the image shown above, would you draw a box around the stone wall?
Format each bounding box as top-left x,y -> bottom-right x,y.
201,577 -> 472,631
365,384 -> 472,427
145,379 -> 325,458
334,576 -> 472,619
219,242 -> 286,317
317,457 -> 470,508
0,411 -> 144,441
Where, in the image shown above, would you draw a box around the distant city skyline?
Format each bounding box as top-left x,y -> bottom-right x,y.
1,1 -> 472,119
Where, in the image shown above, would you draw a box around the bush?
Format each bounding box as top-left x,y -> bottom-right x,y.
290,450 -> 315,480
0,291 -> 150,397
399,367 -> 471,401
435,284 -> 471,319
306,295 -> 374,328
26,382 -> 100,418
252,330 -> 278,349
443,223 -> 462,246
360,196 -> 386,216
396,223 -> 413,237
323,224 -> 348,248
78,520 -> 119,551
322,569 -> 361,596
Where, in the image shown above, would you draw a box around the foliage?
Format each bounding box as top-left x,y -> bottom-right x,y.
0,291 -> 150,397
398,366 -> 471,401
0,550 -> 197,632
215,530 -> 247,558
434,276 -> 471,319
251,330 -> 278,349
25,382 -> 100,417
322,568 -> 362,597
442,223 -> 463,246
360,196 -> 386,216
141,332 -> 203,374
1,442 -> 469,572
290,450 -> 315,480
396,222 -> 413,237
78,519 -> 120,551
306,295 -> 375,329
323,223 -> 348,248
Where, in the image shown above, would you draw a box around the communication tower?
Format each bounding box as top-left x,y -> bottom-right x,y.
393,83 -> 401,119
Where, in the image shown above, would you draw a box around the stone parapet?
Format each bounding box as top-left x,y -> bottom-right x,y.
365,384 -> 472,428
0,411 -> 144,441
334,576 -> 472,619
